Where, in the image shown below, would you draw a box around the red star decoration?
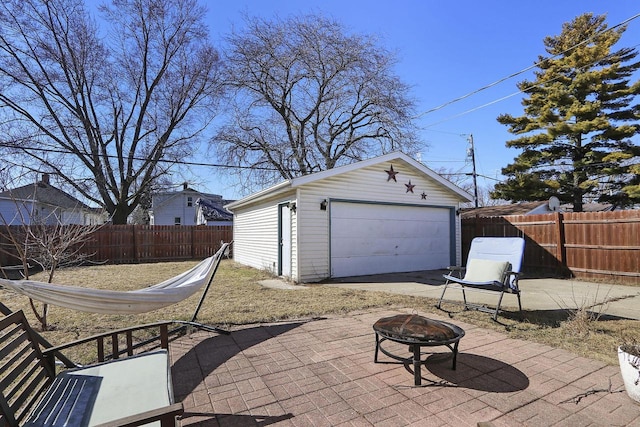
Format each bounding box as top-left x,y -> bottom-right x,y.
405,180 -> 415,193
385,164 -> 398,182
421,192 -> 427,199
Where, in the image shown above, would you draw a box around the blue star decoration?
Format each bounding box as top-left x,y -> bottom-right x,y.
421,192 -> 427,199
405,180 -> 415,193
385,164 -> 398,182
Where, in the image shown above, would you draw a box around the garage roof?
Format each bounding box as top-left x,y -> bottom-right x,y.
226,151 -> 473,210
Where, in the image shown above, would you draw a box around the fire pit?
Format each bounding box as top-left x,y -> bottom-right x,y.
373,313 -> 465,386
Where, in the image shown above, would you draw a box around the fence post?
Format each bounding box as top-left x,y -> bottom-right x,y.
554,212 -> 566,271
132,224 -> 138,262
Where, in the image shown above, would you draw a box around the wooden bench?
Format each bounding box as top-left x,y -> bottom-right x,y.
0,310 -> 183,427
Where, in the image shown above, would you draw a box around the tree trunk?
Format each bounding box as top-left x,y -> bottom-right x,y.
111,207 -> 130,225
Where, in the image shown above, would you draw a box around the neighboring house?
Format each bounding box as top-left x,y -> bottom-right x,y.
225,151 -> 473,283
195,198 -> 233,226
460,200 -> 614,219
460,201 -> 551,219
149,184 -> 232,226
0,174 -> 104,225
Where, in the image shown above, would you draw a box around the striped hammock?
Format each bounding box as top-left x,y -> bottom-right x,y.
0,243 -> 229,315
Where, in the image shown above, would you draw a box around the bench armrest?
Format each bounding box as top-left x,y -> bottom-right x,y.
42,321 -> 174,368
505,270 -> 521,291
446,265 -> 465,279
94,402 -> 184,427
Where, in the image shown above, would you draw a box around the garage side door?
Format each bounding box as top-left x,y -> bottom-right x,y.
330,202 -> 451,277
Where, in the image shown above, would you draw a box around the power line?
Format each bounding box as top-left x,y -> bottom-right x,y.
424,38 -> 640,129
413,12 -> 640,120
440,172 -> 501,182
424,90 -> 522,129
0,142 -> 285,172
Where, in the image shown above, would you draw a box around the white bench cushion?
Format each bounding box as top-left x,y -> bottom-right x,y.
66,350 -> 171,426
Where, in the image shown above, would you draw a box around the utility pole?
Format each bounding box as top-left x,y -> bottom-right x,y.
467,134 -> 479,208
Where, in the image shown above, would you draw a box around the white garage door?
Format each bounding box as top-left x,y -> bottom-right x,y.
330,202 -> 451,277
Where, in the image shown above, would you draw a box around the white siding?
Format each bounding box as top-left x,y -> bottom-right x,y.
290,195 -> 298,279
294,191 -> 330,282
60,208 -> 104,225
0,199 -> 34,225
153,194 -> 197,225
232,192 -> 297,276
152,192 -> 207,225
0,199 -> 101,225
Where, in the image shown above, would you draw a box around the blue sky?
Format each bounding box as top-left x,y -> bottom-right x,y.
195,1 -> 640,199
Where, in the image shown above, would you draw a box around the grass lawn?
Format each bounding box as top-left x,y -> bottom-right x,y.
2,259 -> 638,366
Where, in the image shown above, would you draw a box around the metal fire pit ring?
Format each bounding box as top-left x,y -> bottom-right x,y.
373,314 -> 465,386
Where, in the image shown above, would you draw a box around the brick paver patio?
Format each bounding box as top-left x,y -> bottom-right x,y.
169,308 -> 640,426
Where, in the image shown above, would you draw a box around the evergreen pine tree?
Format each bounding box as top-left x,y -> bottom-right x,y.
493,13 -> 640,211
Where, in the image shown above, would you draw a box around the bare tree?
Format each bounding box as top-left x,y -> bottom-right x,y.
0,0 -> 222,223
215,13 -> 419,189
0,200 -> 103,330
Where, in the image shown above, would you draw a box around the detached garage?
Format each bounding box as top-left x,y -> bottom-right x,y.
225,152 -> 473,283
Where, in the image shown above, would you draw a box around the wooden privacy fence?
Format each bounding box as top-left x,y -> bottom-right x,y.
462,210 -> 640,285
0,224 -> 233,265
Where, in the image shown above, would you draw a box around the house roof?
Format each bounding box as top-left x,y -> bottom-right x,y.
195,198 -> 233,221
151,187 -> 223,211
460,201 -> 548,218
460,201 -> 615,218
0,176 -> 91,210
226,152 -> 473,210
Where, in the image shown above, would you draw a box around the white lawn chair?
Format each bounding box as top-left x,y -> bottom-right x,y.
437,237 -> 525,320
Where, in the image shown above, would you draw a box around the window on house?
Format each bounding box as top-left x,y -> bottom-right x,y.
174,217 -> 181,225
187,197 -> 193,207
